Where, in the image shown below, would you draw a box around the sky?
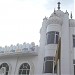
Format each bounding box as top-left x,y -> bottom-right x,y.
0,0 -> 74,47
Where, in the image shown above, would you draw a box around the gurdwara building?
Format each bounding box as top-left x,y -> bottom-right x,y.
0,2 -> 75,75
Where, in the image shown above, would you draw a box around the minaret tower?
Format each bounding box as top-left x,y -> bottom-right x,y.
39,2 -> 75,75
39,2 -> 63,75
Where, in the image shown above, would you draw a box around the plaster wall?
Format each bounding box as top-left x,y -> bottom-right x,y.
61,13 -> 70,75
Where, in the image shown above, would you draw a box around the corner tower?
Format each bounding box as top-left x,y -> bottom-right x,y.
40,2 -> 75,75
40,2 -> 64,75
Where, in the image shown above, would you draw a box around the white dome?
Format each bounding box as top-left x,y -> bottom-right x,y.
69,19 -> 75,27
51,10 -> 64,18
47,15 -> 63,25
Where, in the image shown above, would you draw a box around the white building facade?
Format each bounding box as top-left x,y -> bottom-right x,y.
0,2 -> 75,75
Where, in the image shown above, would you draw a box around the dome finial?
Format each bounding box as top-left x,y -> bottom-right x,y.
57,2 -> 61,10
70,11 -> 73,19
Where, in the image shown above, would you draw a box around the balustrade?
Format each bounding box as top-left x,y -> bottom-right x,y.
0,42 -> 38,56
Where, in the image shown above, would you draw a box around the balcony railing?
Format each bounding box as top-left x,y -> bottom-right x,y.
0,42 -> 39,57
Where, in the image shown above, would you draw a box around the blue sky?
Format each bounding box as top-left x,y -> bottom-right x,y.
0,0 -> 74,47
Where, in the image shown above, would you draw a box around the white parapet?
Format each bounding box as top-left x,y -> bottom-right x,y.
0,42 -> 39,57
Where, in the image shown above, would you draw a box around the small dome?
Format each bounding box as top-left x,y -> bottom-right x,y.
31,42 -> 35,46
47,15 -> 63,25
51,10 -> 64,18
69,19 -> 75,27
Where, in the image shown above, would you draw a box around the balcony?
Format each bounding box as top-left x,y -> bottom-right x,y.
0,42 -> 39,57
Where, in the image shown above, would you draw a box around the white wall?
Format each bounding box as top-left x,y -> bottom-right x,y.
69,27 -> 74,75
0,55 -> 39,75
61,13 -> 70,75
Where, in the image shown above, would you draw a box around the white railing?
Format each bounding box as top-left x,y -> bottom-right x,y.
0,42 -> 39,56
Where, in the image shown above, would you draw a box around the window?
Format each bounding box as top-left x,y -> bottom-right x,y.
73,35 -> 75,47
73,60 -> 75,75
19,63 -> 30,75
74,65 -> 75,75
43,56 -> 57,73
46,31 -> 59,44
44,57 -> 53,73
0,63 -> 9,75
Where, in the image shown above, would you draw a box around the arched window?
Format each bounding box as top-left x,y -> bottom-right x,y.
19,63 -> 30,75
0,63 -> 9,75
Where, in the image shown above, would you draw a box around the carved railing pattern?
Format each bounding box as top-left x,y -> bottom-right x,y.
0,42 -> 38,54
